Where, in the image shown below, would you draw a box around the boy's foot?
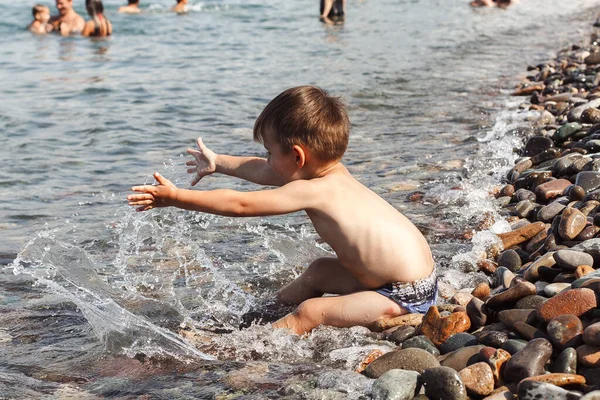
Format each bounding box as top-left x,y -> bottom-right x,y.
239,302 -> 293,329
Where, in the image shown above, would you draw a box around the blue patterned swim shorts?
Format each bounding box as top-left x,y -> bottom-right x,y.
375,268 -> 438,314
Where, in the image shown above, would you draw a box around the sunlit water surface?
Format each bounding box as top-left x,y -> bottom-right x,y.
1,0 -> 600,397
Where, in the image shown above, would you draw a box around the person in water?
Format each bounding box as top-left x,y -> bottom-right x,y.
172,0 -> 188,13
48,0 -> 85,35
118,0 -> 140,14
82,0 -> 112,37
28,4 -> 50,34
128,86 -> 437,335
470,0 -> 518,8
320,0 -> 345,25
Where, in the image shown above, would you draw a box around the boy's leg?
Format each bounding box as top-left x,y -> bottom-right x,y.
275,257 -> 365,305
273,291 -> 406,334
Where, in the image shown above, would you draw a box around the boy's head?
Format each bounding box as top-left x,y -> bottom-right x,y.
32,4 -> 50,22
254,86 -> 350,165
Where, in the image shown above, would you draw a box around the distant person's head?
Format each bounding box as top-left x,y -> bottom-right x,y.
55,0 -> 73,16
86,0 -> 104,16
128,0 -> 139,4
175,0 -> 187,4
32,4 -> 50,22
253,86 -> 350,176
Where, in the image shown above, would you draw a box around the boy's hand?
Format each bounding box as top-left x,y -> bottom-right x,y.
186,137 -> 217,186
128,172 -> 179,212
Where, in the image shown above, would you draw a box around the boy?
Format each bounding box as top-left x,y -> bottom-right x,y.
172,0 -> 188,13
118,0 -> 141,14
128,86 -> 436,334
29,4 -> 50,34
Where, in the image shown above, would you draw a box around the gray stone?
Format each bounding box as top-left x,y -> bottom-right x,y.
572,269 -> 600,288
387,326 -> 416,345
440,333 -> 478,355
371,369 -> 419,400
515,200 -> 536,219
584,322 -> 600,346
498,250 -> 522,272
581,391 -> 600,400
576,172 -> 600,194
538,201 -> 567,222
316,370 -> 372,393
553,122 -> 583,142
554,249 -> 594,270
517,380 -> 582,400
402,335 -> 440,356
466,297 -> 487,329
502,339 -> 528,355
421,366 -> 467,400
515,295 -> 547,309
553,347 -> 577,374
567,98 -> 600,122
439,345 -> 485,372
544,282 -> 572,297
497,309 -> 536,327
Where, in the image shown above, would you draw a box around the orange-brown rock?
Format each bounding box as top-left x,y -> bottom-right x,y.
355,349 -> 384,373
576,345 -> 600,368
536,288 -> 598,323
521,373 -> 586,386
576,265 -> 595,279
372,313 -> 424,332
558,207 -> 587,241
497,222 -> 545,249
513,85 -> 545,96
478,259 -> 498,275
472,282 -> 491,300
486,280 -> 537,308
420,306 -> 471,347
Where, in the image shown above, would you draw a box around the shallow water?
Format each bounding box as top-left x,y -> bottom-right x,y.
2,0 -> 600,397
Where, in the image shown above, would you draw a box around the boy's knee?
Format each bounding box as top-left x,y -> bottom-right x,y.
296,298 -> 325,326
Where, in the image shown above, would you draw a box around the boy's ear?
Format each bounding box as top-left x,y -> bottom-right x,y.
292,145 -> 306,169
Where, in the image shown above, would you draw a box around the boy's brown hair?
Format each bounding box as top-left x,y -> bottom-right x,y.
32,4 -> 48,17
253,86 -> 350,163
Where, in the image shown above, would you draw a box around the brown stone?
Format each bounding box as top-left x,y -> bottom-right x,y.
459,362 -> 495,396
547,314 -> 584,349
439,345 -> 485,372
372,313 -> 424,332
576,265 -> 595,279
584,322 -> 600,346
559,207 -> 587,241
522,373 -> 586,387
498,309 -> 536,327
536,288 -> 598,323
478,259 -> 498,275
486,280 -> 537,308
472,282 -> 491,300
535,179 -> 572,202
451,292 -> 474,307
513,321 -> 549,341
497,222 -> 546,249
576,344 -> 600,368
420,306 -> 471,347
513,85 -> 545,96
479,347 -> 511,384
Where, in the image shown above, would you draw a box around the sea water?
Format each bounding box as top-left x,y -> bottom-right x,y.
1,0 -> 600,397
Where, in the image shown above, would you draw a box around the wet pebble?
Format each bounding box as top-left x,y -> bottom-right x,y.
544,282 -> 572,297
386,325 -> 416,345
577,344 -> 600,367
486,279 -> 537,308
419,307 -> 471,347
498,250 -> 522,272
515,294 -> 547,309
402,335 -> 440,356
479,347 -> 512,383
503,338 -> 553,382
421,366 -> 467,400
370,369 -> 419,400
439,345 -> 485,372
502,339 -> 528,355
554,347 -> 578,374
584,322 -> 600,346
474,330 -> 509,348
559,207 -> 587,240
440,333 -> 477,355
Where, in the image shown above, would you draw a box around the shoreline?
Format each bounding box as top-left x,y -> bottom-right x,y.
360,15 -> 600,400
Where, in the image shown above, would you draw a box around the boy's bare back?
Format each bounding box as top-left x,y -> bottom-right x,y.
299,166 -> 433,288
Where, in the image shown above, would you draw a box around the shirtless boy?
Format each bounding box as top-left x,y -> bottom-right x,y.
48,0 -> 85,35
118,0 -> 141,13
128,86 -> 436,334
28,4 -> 50,34
172,0 -> 188,13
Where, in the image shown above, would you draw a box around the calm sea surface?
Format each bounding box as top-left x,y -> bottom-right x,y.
1,0 -> 600,397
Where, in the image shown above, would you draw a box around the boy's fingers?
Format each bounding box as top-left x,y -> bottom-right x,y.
197,137 -> 205,150
131,185 -> 153,192
187,168 -> 196,174
153,172 -> 168,185
191,175 -> 202,186
186,160 -> 197,166
127,193 -> 153,201
136,205 -> 153,212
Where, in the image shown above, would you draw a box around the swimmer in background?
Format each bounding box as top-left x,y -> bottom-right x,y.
28,4 -> 51,34
470,0 -> 518,8
82,0 -> 112,37
48,0 -> 85,35
320,0 -> 345,25
172,0 -> 188,13
118,0 -> 141,13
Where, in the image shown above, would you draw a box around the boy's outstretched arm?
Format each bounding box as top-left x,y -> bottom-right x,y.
128,172 -> 317,216
186,137 -> 285,187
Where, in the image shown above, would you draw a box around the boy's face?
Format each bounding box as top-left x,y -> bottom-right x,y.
262,129 -> 300,182
37,7 -> 50,22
